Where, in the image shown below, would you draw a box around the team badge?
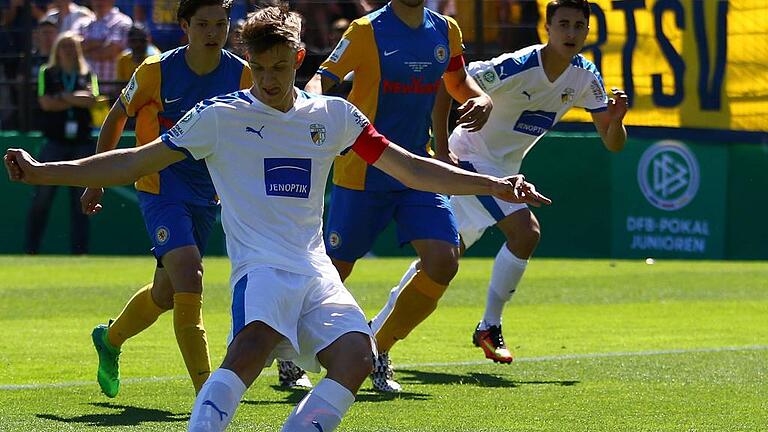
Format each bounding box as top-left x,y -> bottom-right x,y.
434,44 -> 448,63
328,231 -> 342,249
310,123 -> 326,146
155,226 -> 170,245
561,87 -> 575,104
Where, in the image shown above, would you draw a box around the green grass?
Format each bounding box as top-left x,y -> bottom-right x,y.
1,256 -> 766,431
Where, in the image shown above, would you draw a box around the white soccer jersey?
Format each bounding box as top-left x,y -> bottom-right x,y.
162,89 -> 382,284
450,45 -> 608,173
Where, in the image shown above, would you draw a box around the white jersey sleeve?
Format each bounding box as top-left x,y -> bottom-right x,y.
338,99 -> 372,154
162,101 -> 219,160
467,59 -> 506,94
575,68 -> 609,112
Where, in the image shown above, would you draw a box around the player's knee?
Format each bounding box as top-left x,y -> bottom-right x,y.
420,248 -> 460,284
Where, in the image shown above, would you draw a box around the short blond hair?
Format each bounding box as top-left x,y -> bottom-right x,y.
240,5 -> 303,54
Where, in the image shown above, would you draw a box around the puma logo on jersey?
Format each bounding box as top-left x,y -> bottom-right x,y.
246,125 -> 265,139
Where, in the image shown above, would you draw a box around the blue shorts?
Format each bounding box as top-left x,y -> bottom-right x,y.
324,186 -> 459,262
138,192 -> 218,265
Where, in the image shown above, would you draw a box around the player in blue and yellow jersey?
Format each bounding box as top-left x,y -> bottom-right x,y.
78,0 -> 251,398
304,0 -> 493,392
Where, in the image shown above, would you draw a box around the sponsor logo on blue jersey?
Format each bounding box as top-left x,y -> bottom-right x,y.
264,158 -> 312,199
513,110 -> 556,136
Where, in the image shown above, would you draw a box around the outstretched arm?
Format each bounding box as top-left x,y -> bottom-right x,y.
592,87 -> 629,152
371,142 -> 550,207
5,138 -> 184,187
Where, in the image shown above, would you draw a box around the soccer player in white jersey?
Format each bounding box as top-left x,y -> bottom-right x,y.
382,0 -> 629,365
5,6 -> 551,431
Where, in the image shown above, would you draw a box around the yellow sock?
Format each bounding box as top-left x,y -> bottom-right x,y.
375,271 -> 448,352
173,292 -> 211,393
107,283 -> 167,348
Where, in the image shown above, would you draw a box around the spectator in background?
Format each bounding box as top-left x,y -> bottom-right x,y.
225,18 -> 246,58
44,0 -> 96,33
76,0 -> 132,96
0,0 -> 48,129
133,0 -> 185,51
32,16 -> 60,73
116,23 -> 160,83
26,31 -> 99,255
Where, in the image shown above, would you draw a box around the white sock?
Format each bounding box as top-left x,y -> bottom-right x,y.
481,245 -> 528,328
281,378 -> 355,432
369,260 -> 418,334
188,368 -> 247,432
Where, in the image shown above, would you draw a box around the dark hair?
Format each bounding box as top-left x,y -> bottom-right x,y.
240,5 -> 303,54
127,23 -> 149,40
177,0 -> 234,23
546,0 -> 591,24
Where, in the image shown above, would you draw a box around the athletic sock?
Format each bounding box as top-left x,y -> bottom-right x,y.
107,283 -> 167,348
188,368 -> 246,432
374,270 -> 448,352
281,378 -> 355,432
174,292 -> 211,393
369,259 -> 419,334
481,245 -> 528,327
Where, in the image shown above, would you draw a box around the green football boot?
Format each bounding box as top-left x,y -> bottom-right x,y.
91,323 -> 121,398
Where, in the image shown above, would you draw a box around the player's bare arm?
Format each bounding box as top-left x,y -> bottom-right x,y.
443,65 -> 493,132
431,80 -> 457,165
80,101 -> 130,215
592,87 -> 629,152
5,138 -> 184,188
371,142 -> 551,207
304,73 -> 339,95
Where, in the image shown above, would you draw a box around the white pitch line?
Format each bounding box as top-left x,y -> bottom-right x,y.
2,345 -> 766,391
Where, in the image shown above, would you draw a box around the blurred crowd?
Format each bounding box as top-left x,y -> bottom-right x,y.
0,0 -> 541,131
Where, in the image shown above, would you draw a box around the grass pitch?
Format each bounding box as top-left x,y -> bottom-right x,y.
0,256 -> 766,431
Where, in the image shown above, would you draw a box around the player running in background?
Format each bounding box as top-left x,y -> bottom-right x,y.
4,7 -> 551,431
396,0 -> 629,364
302,0 -> 493,393
79,0 -> 251,398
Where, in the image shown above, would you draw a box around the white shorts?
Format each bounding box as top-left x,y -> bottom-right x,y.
229,266 -> 375,373
452,159 -> 527,249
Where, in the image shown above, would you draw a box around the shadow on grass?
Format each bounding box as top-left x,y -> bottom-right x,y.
396,369 -> 579,388
240,385 -> 431,407
36,402 -> 188,427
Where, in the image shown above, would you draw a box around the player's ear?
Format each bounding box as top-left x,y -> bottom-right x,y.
179,18 -> 190,35
295,48 -> 306,70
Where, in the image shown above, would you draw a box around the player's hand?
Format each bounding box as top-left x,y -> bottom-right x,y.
81,187 -> 104,215
4,148 -> 41,184
456,94 -> 493,132
607,87 -> 629,123
491,174 -> 552,207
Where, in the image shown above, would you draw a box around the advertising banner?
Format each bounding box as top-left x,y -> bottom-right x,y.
611,138 -> 728,259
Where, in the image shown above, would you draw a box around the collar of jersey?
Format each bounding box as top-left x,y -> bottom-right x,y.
243,87 -> 304,118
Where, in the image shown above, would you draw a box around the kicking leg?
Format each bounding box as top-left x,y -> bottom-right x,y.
281,332 -> 372,431
189,321 -> 283,432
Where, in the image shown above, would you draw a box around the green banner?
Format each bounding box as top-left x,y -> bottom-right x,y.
611,139 -> 728,259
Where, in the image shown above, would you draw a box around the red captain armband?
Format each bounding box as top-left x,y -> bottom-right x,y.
446,55 -> 465,72
351,124 -> 390,164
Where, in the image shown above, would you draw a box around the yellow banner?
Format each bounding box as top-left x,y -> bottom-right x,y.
528,0 -> 768,131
